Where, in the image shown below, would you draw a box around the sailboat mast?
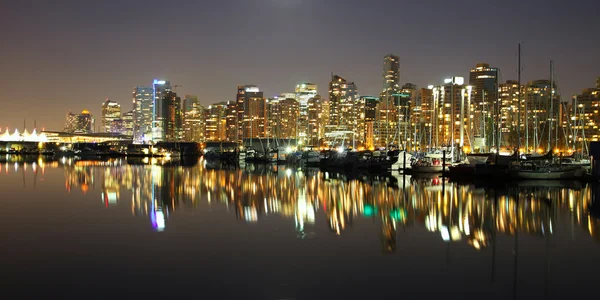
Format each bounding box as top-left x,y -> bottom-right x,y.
548,60 -> 554,153
516,43 -> 522,156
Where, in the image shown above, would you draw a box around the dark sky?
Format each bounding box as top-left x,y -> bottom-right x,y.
1,0 -> 599,131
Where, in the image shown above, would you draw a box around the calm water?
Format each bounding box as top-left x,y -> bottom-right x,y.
1,156 -> 600,299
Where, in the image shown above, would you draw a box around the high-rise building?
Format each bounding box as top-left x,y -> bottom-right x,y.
413,88 -> 434,151
596,77 -> 600,89
121,110 -> 134,136
206,102 -> 228,141
183,95 -> 204,142
267,94 -> 298,140
524,79 -> 559,152
572,83 -> 600,145
382,54 -> 400,97
233,85 -> 264,143
356,96 -> 379,149
295,83 -> 317,144
152,79 -> 172,142
64,110 -> 94,134
469,63 -> 499,145
397,83 -> 417,148
328,75 -> 347,129
161,91 -> 182,142
431,77 -> 474,151
498,80 -> 522,146
101,99 -> 121,133
133,86 -> 153,143
307,95 -> 325,146
342,81 -> 359,132
243,89 -> 267,139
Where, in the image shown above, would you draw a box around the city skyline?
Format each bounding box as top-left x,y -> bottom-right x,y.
2,0 -> 599,131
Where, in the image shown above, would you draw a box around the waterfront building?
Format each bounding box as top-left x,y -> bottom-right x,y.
183,95 -> 205,142
161,91 -> 183,142
431,77 -> 474,152
121,110 -> 134,136
64,110 -> 94,134
307,95 -> 325,146
268,94 -> 299,140
133,86 -> 153,143
411,87 -> 433,151
295,83 -> 317,145
523,79 -> 559,152
151,79 -> 172,142
205,102 -> 228,141
233,85 -> 264,143
469,63 -> 499,149
355,96 -> 378,149
571,83 -> 600,147
498,80 -> 522,146
101,99 -> 121,133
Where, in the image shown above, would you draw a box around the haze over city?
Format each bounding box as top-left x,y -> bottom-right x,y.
1,0 -> 599,130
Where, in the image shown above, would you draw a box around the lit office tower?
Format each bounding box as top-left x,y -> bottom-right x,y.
101,99 -> 121,133
295,83 -> 317,144
469,63 -> 499,146
121,110 -> 134,136
342,81 -> 359,131
414,87 -> 434,151
65,110 -> 94,134
161,91 -> 183,141
152,79 -> 172,142
356,96 -> 379,149
499,80 -> 522,145
396,83 -> 416,149
206,102 -> 228,141
307,95 -> 324,146
524,80 -> 559,152
233,85 -> 264,142
226,101 -> 237,142
382,54 -> 400,97
328,75 -> 347,129
431,77 -> 474,151
268,94 -> 298,139
133,86 -> 153,143
183,95 -> 204,142
243,88 -> 267,139
573,81 -> 600,144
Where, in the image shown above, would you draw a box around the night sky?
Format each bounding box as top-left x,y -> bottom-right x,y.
1,0 -> 599,131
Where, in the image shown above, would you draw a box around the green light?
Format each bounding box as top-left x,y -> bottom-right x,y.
390,209 -> 406,221
363,204 -> 378,217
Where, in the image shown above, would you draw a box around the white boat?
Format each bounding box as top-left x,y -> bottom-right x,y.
391,151 -> 413,170
410,153 -> 450,173
466,153 -> 490,166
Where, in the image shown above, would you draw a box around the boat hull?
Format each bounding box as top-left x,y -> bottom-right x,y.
510,167 -> 583,180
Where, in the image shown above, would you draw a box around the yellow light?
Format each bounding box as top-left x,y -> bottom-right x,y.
537,148 -> 543,154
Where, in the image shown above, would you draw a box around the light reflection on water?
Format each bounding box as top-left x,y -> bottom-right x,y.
2,156 -> 600,298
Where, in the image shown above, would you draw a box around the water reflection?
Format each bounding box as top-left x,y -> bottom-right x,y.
3,156 -> 600,251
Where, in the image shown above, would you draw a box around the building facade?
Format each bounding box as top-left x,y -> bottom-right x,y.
133,86 -> 153,143
101,99 -> 121,133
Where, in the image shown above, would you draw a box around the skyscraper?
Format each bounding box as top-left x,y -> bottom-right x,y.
152,79 -> 172,142
206,102 -> 228,141
161,91 -> 182,142
295,83 -> 317,144
121,110 -> 134,136
183,95 -> 204,142
243,89 -> 267,139
469,63 -> 499,146
234,85 -> 263,143
101,99 -> 121,133
328,75 -> 347,128
382,54 -> 400,97
431,77 -> 474,151
307,95 -> 325,146
133,86 -> 153,143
